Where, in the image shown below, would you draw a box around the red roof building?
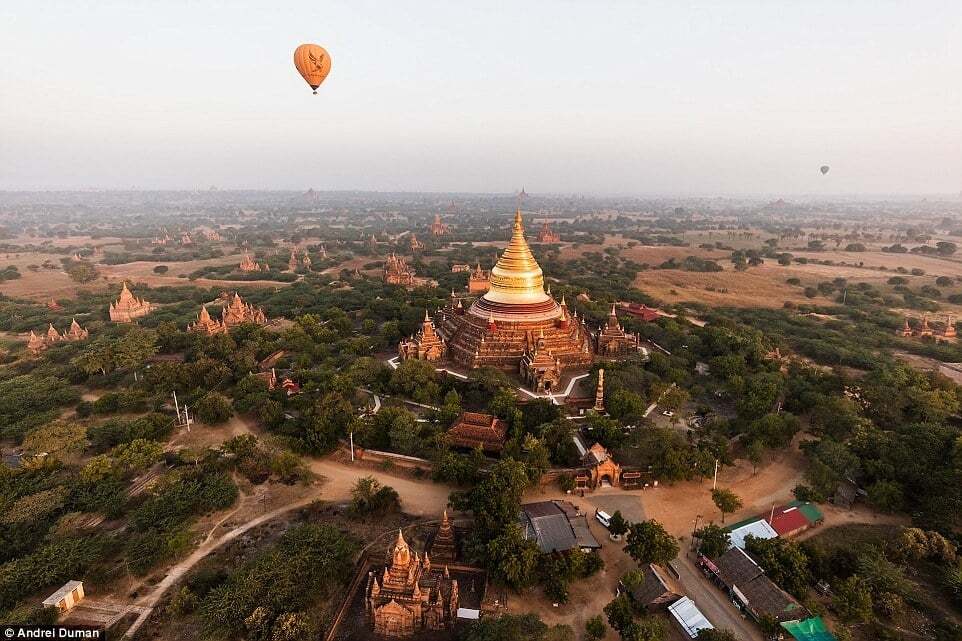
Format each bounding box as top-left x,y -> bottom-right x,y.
620,302 -> 661,322
765,505 -> 811,538
445,412 -> 508,454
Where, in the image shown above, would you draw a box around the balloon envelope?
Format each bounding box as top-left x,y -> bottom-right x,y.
293,44 -> 332,93
820,165 -> 830,175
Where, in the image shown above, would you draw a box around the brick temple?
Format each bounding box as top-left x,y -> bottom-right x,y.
108,282 -> 153,323
365,529 -> 459,637
432,210 -> 593,392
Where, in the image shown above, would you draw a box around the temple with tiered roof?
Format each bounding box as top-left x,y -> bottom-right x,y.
433,211 -> 593,392
222,293 -> 267,327
109,282 -> 153,323
594,303 -> 642,356
535,219 -> 560,243
468,262 -> 489,293
384,253 -> 416,287
365,529 -> 458,637
399,311 -> 446,362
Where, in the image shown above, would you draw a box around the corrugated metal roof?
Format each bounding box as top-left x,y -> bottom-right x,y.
667,596 -> 713,639
729,519 -> 778,549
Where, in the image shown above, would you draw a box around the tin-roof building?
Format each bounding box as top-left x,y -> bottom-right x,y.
520,500 -> 600,553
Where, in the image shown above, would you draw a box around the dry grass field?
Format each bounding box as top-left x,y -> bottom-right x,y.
0,250 -> 292,302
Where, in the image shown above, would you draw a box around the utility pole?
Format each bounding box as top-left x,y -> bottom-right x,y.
184,405 -> 192,432
173,391 -> 181,425
350,431 -> 355,462
713,459 -> 719,490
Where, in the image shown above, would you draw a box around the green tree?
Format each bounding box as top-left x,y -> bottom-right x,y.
113,326 -> 159,371
485,524 -> 540,588
747,440 -> 764,475
833,575 -> 873,623
608,511 -> 629,538
349,476 -> 400,516
711,488 -> 742,523
452,457 -> 529,543
585,615 -> 607,641
194,392 -> 234,425
744,535 -> 812,597
624,519 -> 679,566
694,523 -> 730,559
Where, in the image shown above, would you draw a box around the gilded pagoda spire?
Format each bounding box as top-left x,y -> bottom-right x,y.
484,210 -> 550,305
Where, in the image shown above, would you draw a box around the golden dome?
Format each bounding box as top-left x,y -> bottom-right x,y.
483,210 -> 552,306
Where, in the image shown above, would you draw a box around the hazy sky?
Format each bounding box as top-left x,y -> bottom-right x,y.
2,1 -> 960,195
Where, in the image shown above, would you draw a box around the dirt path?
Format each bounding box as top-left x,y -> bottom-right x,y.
122,458 -> 453,637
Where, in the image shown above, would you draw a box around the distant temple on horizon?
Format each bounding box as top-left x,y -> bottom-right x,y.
431,214 -> 448,236
535,219 -> 560,243
109,282 -> 153,323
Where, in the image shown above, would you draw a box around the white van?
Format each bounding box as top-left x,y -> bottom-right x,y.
595,510 -> 612,529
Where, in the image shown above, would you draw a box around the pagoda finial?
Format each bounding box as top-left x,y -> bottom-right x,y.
424,309 -> 431,322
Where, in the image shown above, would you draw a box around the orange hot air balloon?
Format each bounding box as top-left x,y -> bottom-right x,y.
293,44 -> 332,94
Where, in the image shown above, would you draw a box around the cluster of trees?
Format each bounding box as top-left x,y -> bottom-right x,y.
449,457 -> 603,604
170,523 -> 357,639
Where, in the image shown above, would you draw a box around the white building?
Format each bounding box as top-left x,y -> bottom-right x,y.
43,580 -> 85,614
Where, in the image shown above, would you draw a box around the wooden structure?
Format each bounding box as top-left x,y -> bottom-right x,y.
43,580 -> 85,614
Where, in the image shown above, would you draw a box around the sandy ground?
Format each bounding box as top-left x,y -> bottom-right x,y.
0,250 -> 292,302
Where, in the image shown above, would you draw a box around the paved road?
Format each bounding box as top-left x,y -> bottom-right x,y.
674,552 -> 763,641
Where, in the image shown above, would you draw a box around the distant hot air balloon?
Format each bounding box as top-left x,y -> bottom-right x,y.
293,44 -> 332,94
820,165 -> 830,175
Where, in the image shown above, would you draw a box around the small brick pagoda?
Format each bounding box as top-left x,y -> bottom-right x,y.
431,213 -> 448,236
468,263 -> 489,293
535,219 -> 560,243
27,319 -> 89,355
428,511 -> 458,565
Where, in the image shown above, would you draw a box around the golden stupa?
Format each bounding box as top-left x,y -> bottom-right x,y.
430,210 -> 593,392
